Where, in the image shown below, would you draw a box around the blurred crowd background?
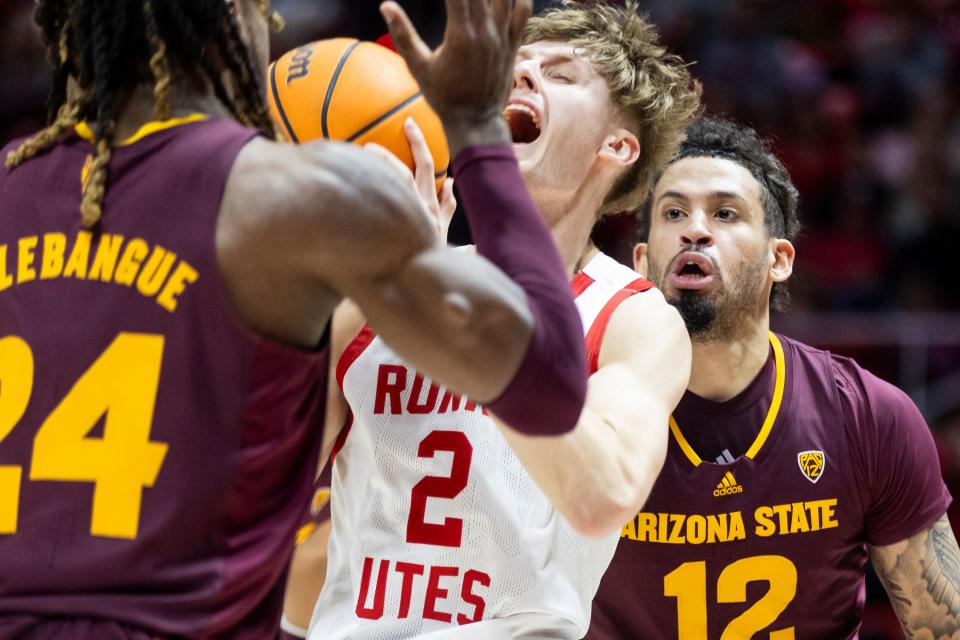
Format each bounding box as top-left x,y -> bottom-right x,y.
2,1 -> 959,637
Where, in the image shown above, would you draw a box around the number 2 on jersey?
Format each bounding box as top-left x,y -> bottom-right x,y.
664,555 -> 797,640
406,430 -> 473,547
0,333 -> 168,539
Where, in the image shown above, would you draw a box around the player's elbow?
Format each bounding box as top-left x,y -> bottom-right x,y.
445,294 -> 535,400
488,297 -> 588,436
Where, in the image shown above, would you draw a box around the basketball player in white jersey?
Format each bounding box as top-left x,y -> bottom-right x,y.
286,3 -> 703,638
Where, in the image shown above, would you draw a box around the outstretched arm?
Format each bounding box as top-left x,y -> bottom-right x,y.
870,513 -> 960,639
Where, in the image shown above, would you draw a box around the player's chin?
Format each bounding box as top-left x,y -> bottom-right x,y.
511,140 -> 541,163
670,286 -> 725,314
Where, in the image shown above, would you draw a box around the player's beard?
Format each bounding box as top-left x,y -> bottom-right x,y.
650,251 -> 769,343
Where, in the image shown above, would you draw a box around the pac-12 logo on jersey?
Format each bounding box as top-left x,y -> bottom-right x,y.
798,450 -> 825,483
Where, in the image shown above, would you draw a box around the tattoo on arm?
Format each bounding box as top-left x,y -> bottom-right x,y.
925,523 -> 960,612
870,513 -> 960,639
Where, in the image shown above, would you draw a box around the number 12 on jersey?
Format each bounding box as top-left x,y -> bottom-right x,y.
664,555 -> 797,640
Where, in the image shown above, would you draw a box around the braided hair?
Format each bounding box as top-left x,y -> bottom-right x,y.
5,0 -> 283,228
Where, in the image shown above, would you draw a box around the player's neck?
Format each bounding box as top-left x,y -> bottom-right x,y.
549,207 -> 601,276
687,314 -> 771,402
119,85 -> 231,140
69,79 -> 233,141
539,183 -> 609,276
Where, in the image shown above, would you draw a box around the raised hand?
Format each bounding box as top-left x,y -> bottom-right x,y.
365,118 -> 457,242
380,0 -> 532,154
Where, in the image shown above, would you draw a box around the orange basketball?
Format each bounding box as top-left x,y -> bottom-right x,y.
267,38 -> 449,190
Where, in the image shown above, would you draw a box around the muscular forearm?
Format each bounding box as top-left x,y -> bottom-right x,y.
495,382 -> 671,538
871,514 -> 960,639
453,144 -> 587,436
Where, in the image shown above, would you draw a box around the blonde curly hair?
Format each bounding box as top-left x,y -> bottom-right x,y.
523,0 -> 702,213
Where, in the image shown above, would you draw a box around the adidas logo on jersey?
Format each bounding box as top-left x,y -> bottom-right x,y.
713,471 -> 743,497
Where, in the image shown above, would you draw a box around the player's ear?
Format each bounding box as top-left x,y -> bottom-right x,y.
769,237 -> 794,283
633,242 -> 649,276
597,129 -> 640,168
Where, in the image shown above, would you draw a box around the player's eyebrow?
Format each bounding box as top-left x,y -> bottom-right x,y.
656,190 -> 748,204
710,190 -> 747,202
542,53 -> 584,66
516,49 -> 588,69
656,191 -> 689,205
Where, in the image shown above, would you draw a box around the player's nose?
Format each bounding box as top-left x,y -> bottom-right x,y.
512,61 -> 539,93
680,210 -> 713,247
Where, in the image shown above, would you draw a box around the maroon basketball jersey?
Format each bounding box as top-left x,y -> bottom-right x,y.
588,333 -> 950,640
0,118 -> 329,638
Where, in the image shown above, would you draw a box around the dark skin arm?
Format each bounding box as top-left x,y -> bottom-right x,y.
218,0 -> 537,403
870,513 -> 960,639
217,137 -> 530,402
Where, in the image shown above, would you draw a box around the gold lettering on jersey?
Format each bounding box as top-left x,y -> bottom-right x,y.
621,511 -> 748,544
622,499 -> 839,544
63,230 -> 92,279
0,233 -> 198,313
754,499 -> 838,537
89,234 -> 125,281
17,236 -> 39,284
40,233 -> 66,279
115,239 -> 149,286
0,245 -> 13,291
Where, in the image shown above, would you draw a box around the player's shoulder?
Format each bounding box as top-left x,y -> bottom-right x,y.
829,347 -> 913,418
1,136 -> 22,159
583,253 -> 671,330
580,251 -> 654,292
600,277 -> 686,368
781,334 -> 921,435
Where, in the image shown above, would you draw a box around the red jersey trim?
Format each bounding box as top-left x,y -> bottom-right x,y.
570,272 -> 595,298
336,324 -> 376,392
584,288 -> 639,374
625,277 -> 654,292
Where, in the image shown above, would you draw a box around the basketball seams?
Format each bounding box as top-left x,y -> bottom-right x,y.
321,40 -> 361,140
344,91 -> 451,180
269,61 -> 299,143
345,91 -> 422,142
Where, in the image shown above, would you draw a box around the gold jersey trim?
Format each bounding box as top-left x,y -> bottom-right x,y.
74,113 -> 209,147
669,331 -> 786,467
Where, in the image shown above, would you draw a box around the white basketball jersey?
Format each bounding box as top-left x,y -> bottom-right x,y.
309,252 -> 653,640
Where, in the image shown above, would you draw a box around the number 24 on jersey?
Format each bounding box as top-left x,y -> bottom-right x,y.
0,333 -> 168,539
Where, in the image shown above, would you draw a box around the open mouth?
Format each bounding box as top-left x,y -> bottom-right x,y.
669,252 -> 716,290
503,103 -> 542,144
679,262 -> 706,276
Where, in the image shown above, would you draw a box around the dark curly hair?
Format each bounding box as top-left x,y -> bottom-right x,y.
5,0 -> 282,228
638,116 -> 800,310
